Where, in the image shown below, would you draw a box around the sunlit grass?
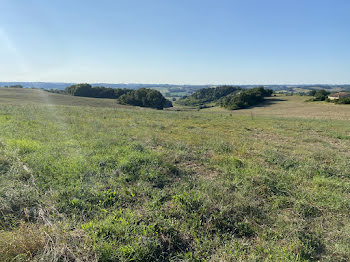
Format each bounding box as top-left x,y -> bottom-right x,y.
0,89 -> 349,261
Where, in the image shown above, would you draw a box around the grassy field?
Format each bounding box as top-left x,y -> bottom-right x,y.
0,88 -> 349,261
205,95 -> 350,120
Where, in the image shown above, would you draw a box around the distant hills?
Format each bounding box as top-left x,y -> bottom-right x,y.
0,82 -> 349,91
1,82 -> 349,99
0,82 -> 210,90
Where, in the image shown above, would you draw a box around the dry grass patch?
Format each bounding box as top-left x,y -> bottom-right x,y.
0,222 -> 45,261
217,95 -> 350,120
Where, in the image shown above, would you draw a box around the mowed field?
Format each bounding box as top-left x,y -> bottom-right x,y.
206,95 -> 350,120
0,88 -> 124,108
0,88 -> 349,261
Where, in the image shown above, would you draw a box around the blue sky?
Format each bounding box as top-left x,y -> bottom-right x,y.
0,0 -> 349,84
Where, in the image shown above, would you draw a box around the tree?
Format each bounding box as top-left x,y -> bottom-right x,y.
65,84 -> 132,99
308,90 -> 317,96
219,87 -> 273,110
10,85 -> 23,88
64,84 -> 169,109
65,83 -> 92,96
118,88 -> 168,109
308,89 -> 330,101
177,86 -> 241,106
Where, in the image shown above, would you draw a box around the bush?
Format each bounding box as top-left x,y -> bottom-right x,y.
334,97 -> 350,104
164,99 -> 173,108
308,89 -> 330,101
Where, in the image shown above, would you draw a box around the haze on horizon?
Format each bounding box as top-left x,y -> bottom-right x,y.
0,0 -> 349,85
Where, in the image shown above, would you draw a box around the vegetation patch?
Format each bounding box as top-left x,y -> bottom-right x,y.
177,85 -> 240,106
65,84 -> 172,109
219,87 -> 273,110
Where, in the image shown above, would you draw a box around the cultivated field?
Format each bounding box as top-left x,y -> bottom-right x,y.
0,88 -> 349,261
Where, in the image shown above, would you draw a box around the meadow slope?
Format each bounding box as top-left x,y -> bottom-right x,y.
0,89 -> 349,261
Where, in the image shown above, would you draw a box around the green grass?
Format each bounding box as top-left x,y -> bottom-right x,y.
0,88 -> 349,261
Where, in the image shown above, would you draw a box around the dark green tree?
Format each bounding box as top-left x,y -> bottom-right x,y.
177,86 -> 241,106
308,89 -> 330,101
219,87 -> 273,110
118,88 -> 168,109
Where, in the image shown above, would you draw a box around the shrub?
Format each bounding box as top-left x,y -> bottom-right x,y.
334,97 -> 350,104
308,89 -> 330,101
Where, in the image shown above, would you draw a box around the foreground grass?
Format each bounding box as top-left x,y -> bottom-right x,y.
0,89 -> 349,261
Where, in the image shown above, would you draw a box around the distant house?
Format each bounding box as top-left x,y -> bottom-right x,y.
328,92 -> 350,100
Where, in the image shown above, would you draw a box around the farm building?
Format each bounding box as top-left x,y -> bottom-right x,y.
328,92 -> 350,100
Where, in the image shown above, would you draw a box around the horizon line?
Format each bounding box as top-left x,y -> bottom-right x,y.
1,81 -> 350,86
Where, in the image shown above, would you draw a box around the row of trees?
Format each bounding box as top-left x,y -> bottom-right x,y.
219,87 -> 273,110
178,86 -> 241,106
65,84 -> 131,99
0,85 -> 23,88
65,84 -> 171,109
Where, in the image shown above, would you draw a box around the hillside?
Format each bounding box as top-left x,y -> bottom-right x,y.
177,86 -> 273,110
0,88 -> 349,261
2,82 -> 349,99
177,86 -> 241,106
0,88 -> 123,108
212,95 -> 350,120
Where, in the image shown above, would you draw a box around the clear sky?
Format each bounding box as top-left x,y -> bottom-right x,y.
0,0 -> 349,84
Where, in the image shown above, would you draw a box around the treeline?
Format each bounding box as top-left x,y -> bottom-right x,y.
219,87 -> 273,110
65,84 -> 171,109
65,84 -> 130,99
0,85 -> 23,88
307,90 -> 330,101
177,86 -> 241,106
177,85 -> 273,109
307,90 -> 350,104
